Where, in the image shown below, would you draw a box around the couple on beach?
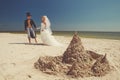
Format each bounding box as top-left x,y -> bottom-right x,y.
24,12 -> 62,46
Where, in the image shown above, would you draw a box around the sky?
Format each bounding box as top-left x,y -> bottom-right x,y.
0,0 -> 120,32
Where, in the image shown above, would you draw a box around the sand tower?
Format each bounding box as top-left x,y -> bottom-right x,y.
34,32 -> 111,78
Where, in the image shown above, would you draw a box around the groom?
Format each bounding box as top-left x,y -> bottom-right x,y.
24,12 -> 37,43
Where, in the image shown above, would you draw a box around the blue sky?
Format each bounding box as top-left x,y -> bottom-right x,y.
0,0 -> 120,31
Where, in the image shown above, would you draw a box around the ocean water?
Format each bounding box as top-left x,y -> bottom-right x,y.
53,31 -> 120,40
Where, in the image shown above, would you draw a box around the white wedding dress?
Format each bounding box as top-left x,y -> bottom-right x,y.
40,16 -> 62,46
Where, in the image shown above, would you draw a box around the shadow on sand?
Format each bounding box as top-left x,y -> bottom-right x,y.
9,43 -> 47,46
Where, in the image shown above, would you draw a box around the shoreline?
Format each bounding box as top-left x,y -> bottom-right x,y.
0,31 -> 120,40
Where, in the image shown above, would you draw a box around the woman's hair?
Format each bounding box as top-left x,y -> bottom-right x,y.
42,16 -> 51,27
42,16 -> 52,34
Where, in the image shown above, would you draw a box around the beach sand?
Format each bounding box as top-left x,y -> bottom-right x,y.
0,33 -> 120,80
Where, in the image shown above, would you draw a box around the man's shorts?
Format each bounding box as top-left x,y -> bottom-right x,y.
27,28 -> 36,38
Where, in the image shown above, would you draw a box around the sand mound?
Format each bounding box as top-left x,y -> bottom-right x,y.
34,32 -> 111,78
91,54 -> 110,77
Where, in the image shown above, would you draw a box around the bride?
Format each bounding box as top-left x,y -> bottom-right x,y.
40,16 -> 62,46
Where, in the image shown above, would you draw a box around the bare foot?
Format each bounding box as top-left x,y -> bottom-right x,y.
35,39 -> 37,43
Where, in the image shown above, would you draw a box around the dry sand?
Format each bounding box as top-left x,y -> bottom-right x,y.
0,33 -> 120,80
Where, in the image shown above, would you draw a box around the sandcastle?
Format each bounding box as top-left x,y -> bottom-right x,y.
34,32 -> 111,78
